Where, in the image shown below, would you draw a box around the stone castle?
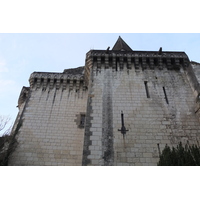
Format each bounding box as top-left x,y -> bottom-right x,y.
8,36 -> 200,166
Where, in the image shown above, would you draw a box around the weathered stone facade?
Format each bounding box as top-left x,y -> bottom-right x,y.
9,67 -> 88,166
8,37 -> 200,165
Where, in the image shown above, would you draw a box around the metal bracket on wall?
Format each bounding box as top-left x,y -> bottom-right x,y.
118,111 -> 129,138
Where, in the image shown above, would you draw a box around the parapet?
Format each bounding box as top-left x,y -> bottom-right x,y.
85,49 -> 190,70
83,49 -> 190,86
29,66 -> 87,91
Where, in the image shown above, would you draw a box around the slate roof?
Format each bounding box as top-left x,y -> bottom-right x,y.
112,36 -> 133,51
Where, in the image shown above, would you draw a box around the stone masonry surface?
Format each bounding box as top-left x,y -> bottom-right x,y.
9,78 -> 88,166
8,37 -> 200,166
84,59 -> 200,166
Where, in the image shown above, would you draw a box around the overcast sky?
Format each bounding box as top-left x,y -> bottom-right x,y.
0,33 -> 200,135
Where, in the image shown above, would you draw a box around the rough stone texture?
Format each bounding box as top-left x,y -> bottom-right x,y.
8,37 -> 200,166
63,66 -> 84,75
189,61 -> 200,121
102,70 -> 114,165
84,59 -> 200,166
9,77 -> 88,166
191,61 -> 200,84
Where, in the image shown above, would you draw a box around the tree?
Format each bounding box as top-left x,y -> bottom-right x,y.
0,115 -> 12,165
0,115 -> 22,165
0,115 -> 12,136
157,142 -> 200,166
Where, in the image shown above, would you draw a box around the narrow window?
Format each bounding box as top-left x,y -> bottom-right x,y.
144,81 -> 150,98
80,114 -> 86,128
163,87 -> 169,104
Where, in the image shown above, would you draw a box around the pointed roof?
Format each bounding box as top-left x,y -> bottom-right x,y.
112,36 -> 132,51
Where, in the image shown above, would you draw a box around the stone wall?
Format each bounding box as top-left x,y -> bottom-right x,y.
9,71 -> 88,166
191,61 -> 200,84
8,49 -> 200,166
83,62 -> 200,166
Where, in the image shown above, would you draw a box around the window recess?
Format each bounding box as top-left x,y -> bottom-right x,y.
163,87 -> 169,104
144,81 -> 150,98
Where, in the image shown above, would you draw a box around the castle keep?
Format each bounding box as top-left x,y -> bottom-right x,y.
9,36 -> 200,166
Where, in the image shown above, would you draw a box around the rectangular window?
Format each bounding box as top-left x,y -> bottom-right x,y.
144,81 -> 150,98
80,114 -> 85,127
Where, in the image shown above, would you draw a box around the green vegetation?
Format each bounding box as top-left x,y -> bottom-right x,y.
158,142 -> 200,166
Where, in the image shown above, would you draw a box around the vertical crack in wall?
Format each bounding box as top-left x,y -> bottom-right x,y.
102,70 -> 114,165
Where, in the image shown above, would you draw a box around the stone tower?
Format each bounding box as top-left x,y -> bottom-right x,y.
9,36 -> 200,166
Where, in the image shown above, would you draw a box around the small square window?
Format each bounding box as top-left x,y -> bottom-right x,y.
75,113 -> 86,128
80,114 -> 85,128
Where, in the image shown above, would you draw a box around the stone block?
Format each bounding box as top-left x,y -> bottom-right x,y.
143,153 -> 152,158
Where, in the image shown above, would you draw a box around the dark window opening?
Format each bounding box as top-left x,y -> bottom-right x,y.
144,81 -> 150,98
80,114 -> 85,127
163,87 -> 169,104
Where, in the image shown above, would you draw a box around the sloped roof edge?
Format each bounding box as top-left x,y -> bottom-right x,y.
112,36 -> 133,51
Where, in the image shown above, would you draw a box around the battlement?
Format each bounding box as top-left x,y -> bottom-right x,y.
86,49 -> 190,70
29,66 -> 87,91
84,48 -> 190,86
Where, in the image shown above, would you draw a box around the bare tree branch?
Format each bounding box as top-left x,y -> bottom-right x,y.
0,115 -> 11,135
